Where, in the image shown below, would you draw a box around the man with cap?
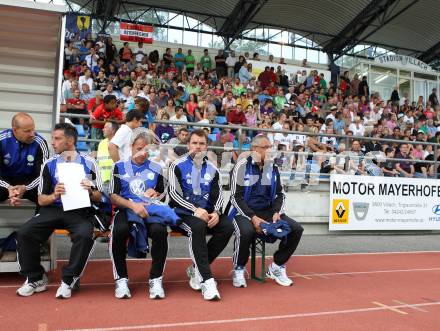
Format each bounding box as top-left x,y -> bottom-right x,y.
0,113 -> 49,206
326,106 -> 337,121
228,135 -> 303,288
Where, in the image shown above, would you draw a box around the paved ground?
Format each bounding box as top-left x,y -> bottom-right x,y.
56,234 -> 440,260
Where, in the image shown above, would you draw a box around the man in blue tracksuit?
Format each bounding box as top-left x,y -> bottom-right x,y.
0,113 -> 49,205
109,131 -> 172,300
16,123 -> 103,299
168,129 -> 233,301
228,134 -> 303,288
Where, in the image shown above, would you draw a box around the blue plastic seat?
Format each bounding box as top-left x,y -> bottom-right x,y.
74,125 -> 88,151
215,116 -> 227,125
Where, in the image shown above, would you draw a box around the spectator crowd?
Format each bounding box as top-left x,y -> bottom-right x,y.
62,34 -> 440,181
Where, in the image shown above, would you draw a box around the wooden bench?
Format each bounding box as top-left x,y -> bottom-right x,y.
54,228 -> 266,282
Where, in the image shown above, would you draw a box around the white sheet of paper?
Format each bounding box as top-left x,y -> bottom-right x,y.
57,162 -> 91,211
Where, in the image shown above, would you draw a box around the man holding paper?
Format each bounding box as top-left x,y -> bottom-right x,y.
16,123 -> 103,299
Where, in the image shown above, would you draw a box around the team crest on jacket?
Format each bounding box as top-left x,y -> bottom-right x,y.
129,178 -> 146,196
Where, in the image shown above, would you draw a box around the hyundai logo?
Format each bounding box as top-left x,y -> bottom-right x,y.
432,205 -> 440,215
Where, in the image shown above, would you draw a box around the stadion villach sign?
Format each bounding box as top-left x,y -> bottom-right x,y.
375,54 -> 433,72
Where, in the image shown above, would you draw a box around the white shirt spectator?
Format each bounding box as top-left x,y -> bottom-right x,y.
274,133 -> 294,149
62,80 -> 72,95
292,134 -> 306,146
170,114 -> 188,130
399,96 -> 407,107
78,76 -> 94,93
222,97 -> 236,110
321,136 -> 337,147
103,90 -> 119,98
363,114 -> 376,126
133,45 -> 147,63
348,123 -> 365,136
85,53 -> 98,68
137,91 -> 150,101
81,91 -> 95,103
403,115 -> 414,125
371,109 -> 382,122
326,113 -> 336,122
110,124 -> 133,161
226,55 -> 236,67
272,121 -> 283,131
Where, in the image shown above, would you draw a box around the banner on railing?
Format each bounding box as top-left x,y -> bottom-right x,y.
120,23 -> 153,43
329,174 -> 440,231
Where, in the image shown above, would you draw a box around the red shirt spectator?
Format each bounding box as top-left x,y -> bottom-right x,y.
270,71 -> 277,84
424,108 -> 435,120
66,97 -> 85,109
66,89 -> 86,111
91,103 -> 123,129
267,85 -> 277,96
258,67 -> 272,89
166,65 -> 178,75
87,94 -> 103,114
227,107 -> 246,125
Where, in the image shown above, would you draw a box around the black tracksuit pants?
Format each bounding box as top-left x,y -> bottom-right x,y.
178,214 -> 234,282
16,206 -> 95,285
110,210 -> 168,280
233,210 -> 304,268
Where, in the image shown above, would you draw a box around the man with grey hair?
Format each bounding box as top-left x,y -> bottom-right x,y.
227,134 -> 303,288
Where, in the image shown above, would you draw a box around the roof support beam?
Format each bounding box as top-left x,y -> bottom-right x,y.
418,40 -> 440,64
95,0 -> 121,33
323,0 -> 411,58
217,0 -> 268,47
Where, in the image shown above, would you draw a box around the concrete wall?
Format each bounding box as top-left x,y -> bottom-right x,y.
0,1 -> 65,140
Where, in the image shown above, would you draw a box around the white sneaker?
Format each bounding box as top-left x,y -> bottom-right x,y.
266,262 -> 293,287
55,282 -> 72,299
201,278 -> 221,301
232,267 -> 247,288
149,276 -> 165,299
186,265 -> 201,291
115,278 -> 131,299
16,274 -> 48,297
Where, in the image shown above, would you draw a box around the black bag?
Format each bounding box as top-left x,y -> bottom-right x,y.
91,204 -> 111,232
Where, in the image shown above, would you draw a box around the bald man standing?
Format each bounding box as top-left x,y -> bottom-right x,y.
0,113 -> 49,206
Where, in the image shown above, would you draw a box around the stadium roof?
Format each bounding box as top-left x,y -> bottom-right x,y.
68,0 -> 440,65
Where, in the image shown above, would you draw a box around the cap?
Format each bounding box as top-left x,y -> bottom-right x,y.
95,90 -> 103,97
330,105 -> 337,111
284,103 -> 290,108
397,113 -> 404,119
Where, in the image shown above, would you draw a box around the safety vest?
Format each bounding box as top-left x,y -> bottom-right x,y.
97,138 -> 114,183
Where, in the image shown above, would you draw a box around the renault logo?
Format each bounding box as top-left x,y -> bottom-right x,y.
335,202 -> 346,218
